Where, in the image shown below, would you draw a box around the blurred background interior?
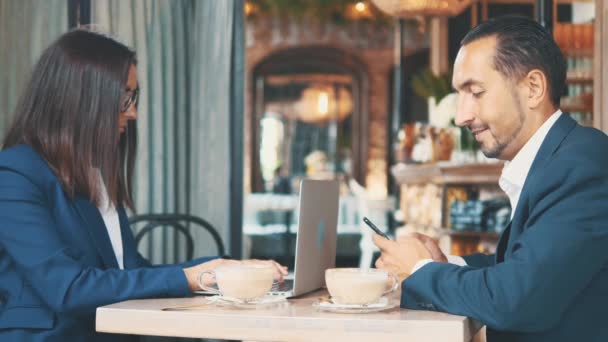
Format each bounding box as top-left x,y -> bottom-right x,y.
1,0 -> 606,272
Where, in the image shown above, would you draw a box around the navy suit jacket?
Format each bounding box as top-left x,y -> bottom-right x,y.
401,114 -> 608,341
0,144 -> 215,342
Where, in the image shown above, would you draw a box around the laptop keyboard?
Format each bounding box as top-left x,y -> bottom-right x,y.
270,279 -> 294,294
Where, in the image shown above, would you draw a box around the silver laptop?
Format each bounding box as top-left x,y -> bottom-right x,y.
270,179 -> 339,297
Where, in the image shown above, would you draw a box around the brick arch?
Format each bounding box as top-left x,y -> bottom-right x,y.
253,45 -> 369,78
249,46 -> 370,192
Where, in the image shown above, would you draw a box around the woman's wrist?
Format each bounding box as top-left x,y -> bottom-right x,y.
183,267 -> 199,291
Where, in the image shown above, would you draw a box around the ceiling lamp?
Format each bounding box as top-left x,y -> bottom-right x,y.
345,1 -> 375,20
371,0 -> 477,17
295,85 -> 353,125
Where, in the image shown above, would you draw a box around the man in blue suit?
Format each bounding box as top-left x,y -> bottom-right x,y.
374,16 -> 608,341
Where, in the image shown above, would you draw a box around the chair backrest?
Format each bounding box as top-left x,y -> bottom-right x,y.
129,213 -> 225,264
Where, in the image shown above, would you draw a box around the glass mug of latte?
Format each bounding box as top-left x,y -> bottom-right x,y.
325,268 -> 399,305
198,264 -> 278,303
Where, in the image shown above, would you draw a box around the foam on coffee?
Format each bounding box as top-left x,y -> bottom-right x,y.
326,268 -> 392,305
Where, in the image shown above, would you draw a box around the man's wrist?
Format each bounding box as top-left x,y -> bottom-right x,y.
411,259 -> 434,274
183,268 -> 198,291
410,255 -> 468,275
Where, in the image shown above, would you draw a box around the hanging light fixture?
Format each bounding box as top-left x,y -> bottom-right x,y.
370,0 -> 477,17
345,1 -> 375,20
244,0 -> 258,17
295,84 -> 353,125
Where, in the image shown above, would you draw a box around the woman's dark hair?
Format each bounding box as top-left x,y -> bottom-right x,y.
2,29 -> 137,210
461,15 -> 566,107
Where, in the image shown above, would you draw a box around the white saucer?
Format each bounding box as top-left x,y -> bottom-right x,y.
206,295 -> 288,309
313,296 -> 398,314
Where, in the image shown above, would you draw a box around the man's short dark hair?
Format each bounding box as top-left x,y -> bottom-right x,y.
461,15 -> 566,107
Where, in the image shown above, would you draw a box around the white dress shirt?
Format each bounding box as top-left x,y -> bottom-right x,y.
411,110 -> 563,274
97,172 -> 124,269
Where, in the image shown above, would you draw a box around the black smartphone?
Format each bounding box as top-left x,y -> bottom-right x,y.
362,217 -> 390,240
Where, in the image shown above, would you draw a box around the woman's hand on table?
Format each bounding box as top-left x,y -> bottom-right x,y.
240,259 -> 289,282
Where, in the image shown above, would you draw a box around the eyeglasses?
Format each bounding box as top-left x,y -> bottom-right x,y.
121,86 -> 140,113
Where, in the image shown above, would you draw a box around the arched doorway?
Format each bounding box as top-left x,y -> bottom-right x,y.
250,46 -> 369,193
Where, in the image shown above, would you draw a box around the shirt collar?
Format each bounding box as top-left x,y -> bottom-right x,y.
500,109 -> 563,191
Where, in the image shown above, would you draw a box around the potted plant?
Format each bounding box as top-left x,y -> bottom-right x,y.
411,68 -> 477,160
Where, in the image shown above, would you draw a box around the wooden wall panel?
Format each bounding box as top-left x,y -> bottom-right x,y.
594,0 -> 608,131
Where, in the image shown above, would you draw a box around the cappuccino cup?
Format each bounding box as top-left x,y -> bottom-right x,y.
325,268 -> 398,305
198,264 -> 277,302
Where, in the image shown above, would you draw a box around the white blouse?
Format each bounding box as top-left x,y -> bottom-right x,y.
97,172 -> 124,269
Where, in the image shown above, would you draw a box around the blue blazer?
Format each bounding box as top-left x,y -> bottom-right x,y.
0,144 -> 215,342
402,114 -> 608,341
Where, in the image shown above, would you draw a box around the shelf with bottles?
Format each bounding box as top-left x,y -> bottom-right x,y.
554,21 -> 594,125
565,55 -> 593,84
443,185 -> 508,255
565,76 -> 593,85
554,23 -> 594,53
561,90 -> 592,109
392,164 -> 507,255
561,49 -> 594,58
565,54 -> 593,82
560,82 -> 593,125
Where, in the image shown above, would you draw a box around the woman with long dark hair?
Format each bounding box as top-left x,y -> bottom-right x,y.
0,29 -> 286,341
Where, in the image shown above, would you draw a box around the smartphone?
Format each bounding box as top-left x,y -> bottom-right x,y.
362,217 -> 390,240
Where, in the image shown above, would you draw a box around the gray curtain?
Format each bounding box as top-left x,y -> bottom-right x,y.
190,0 -> 235,259
0,0 -> 67,137
92,0 -> 237,261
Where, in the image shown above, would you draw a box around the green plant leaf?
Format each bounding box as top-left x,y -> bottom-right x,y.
411,68 -> 452,101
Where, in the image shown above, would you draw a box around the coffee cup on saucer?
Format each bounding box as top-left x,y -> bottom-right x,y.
198,264 -> 277,303
325,268 -> 399,305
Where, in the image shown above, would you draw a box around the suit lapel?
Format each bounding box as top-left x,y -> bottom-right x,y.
526,114 -> 576,178
73,197 -> 119,269
497,114 -> 577,262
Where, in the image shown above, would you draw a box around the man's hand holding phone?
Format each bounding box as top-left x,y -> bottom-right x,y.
363,216 -> 390,240
365,217 -> 435,281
